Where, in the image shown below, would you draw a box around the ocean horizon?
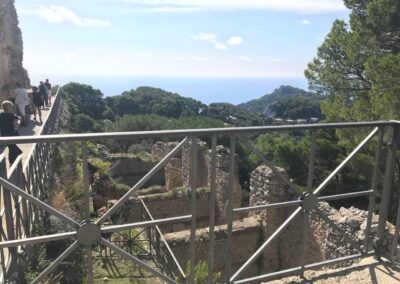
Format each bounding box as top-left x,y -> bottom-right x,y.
37,75 -> 309,105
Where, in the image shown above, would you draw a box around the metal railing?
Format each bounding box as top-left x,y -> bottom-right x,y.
0,106 -> 400,283
0,86 -> 62,281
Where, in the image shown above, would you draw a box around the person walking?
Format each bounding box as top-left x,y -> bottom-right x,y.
0,100 -> 22,164
14,82 -> 29,126
31,86 -> 43,122
44,79 -> 52,107
39,81 -> 48,109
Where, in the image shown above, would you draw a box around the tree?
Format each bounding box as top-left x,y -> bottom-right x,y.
62,83 -> 106,120
305,0 -> 400,219
305,0 -> 400,122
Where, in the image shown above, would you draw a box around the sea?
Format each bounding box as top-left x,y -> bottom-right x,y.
37,76 -> 308,105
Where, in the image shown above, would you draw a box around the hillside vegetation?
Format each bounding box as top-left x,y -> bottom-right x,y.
239,85 -> 324,119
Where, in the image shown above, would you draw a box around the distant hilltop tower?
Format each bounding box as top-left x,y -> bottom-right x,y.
0,0 -> 30,103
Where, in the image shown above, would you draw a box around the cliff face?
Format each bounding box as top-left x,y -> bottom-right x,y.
0,0 -> 29,102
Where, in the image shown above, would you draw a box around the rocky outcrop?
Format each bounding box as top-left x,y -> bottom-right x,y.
0,0 -> 29,102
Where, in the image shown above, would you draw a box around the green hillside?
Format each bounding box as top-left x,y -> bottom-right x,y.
239,85 -> 324,119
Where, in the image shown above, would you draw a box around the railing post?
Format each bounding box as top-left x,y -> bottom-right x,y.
224,135 -> 235,283
188,136 -> 197,284
207,135 -> 217,284
364,128 -> 384,254
376,124 -> 399,257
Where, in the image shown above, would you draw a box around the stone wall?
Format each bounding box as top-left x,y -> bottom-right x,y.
0,0 -> 29,102
249,165 -> 303,271
163,217 -> 261,279
116,189 -> 212,233
157,164 -> 395,279
163,140 -> 242,224
181,140 -> 209,189
109,156 -> 165,187
211,146 -> 242,224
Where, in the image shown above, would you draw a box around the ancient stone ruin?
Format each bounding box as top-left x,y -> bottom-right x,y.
0,0 -> 30,102
94,140 -> 396,279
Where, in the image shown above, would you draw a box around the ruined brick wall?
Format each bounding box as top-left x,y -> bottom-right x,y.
163,217 -> 261,279
181,140 -> 208,189
0,0 -> 29,102
151,141 -> 179,160
248,165 -> 389,271
117,189 -> 212,233
165,158 -> 182,191
211,146 -> 242,224
163,140 -> 242,224
249,165 -> 304,271
109,156 -> 165,187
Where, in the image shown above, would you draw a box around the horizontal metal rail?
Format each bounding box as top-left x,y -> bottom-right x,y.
0,121 -> 394,145
101,215 -> 192,234
0,232 -> 76,248
234,190 -> 373,213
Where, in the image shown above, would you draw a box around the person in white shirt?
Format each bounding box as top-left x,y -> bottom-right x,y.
14,82 -> 29,125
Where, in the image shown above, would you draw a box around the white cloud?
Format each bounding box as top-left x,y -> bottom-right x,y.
192,32 -> 227,50
122,0 -> 346,13
191,56 -> 208,62
31,5 -> 110,27
215,42 -> 227,50
239,56 -> 251,61
127,6 -> 199,13
165,55 -> 185,60
227,36 -> 243,45
192,32 -> 217,42
300,19 -> 311,24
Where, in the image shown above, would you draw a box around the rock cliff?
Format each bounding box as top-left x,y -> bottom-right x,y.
0,0 -> 29,102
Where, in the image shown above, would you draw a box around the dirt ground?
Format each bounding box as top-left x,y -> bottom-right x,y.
265,257 -> 400,284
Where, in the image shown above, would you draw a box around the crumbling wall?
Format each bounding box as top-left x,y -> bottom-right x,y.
181,140 -> 209,189
211,146 -> 242,224
249,165 -> 304,271
163,217 -> 261,279
0,0 -> 29,102
115,188 -> 212,233
165,158 -> 182,191
164,140 -> 242,224
159,164 -> 393,279
109,156 -> 165,187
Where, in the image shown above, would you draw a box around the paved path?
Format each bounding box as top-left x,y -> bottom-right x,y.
0,105 -> 51,279
3,106 -> 51,169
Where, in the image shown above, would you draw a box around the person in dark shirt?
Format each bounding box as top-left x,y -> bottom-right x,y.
39,81 -> 48,109
0,100 -> 22,164
31,86 -> 43,122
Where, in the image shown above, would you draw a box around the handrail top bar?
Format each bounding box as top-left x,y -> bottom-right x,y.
0,120 -> 394,145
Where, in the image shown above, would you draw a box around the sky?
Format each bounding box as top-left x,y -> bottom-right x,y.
15,0 -> 349,81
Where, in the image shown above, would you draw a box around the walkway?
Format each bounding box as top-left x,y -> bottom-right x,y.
2,106 -> 51,168
0,105 -> 51,279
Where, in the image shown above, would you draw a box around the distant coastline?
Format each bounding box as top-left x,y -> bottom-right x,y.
30,75 -> 308,105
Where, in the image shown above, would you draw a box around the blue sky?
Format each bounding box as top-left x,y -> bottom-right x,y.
16,0 -> 349,80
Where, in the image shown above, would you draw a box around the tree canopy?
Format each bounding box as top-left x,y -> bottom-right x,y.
305,0 -> 400,121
